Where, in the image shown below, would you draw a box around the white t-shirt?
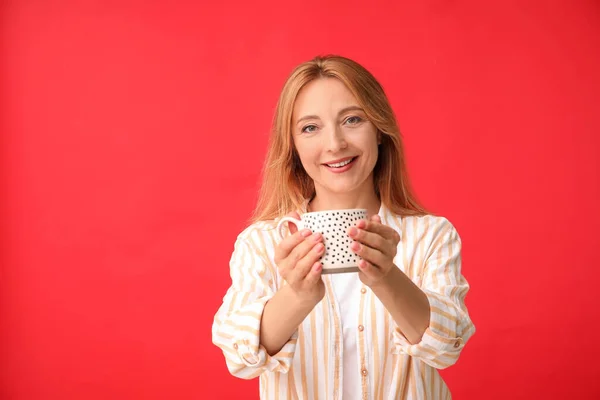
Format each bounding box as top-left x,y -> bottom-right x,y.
329,272 -> 363,400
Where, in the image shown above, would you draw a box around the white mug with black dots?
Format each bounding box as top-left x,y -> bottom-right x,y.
276,209 -> 367,274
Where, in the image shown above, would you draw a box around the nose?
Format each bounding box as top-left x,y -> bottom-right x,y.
324,124 -> 348,152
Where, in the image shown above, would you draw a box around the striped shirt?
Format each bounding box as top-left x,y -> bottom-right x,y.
212,204 -> 475,399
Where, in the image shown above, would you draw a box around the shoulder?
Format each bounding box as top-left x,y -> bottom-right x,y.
237,219 -> 278,238
387,212 -> 461,245
236,209 -> 304,242
406,214 -> 458,232
234,219 -> 280,250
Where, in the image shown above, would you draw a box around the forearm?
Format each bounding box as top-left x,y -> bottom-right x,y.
371,266 -> 430,344
260,284 -> 318,356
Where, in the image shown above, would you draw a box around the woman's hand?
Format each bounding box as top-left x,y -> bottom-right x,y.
274,212 -> 326,306
348,214 -> 401,287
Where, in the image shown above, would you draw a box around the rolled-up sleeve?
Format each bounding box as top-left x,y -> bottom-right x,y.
212,232 -> 297,379
393,218 -> 475,369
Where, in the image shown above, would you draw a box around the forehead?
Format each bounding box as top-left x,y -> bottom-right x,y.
293,78 -> 359,120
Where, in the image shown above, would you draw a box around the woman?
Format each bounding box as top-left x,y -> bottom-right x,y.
212,55 -> 475,399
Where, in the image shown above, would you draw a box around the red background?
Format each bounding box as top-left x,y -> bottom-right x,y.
2,1 -> 599,399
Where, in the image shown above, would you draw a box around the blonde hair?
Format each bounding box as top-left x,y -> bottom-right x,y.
251,55 -> 427,222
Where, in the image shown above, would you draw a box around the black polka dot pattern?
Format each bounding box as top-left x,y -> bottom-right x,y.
301,209 -> 367,270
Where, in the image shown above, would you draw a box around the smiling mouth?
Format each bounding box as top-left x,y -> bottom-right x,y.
324,157 -> 357,168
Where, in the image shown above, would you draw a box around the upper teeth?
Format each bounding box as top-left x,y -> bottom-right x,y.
327,158 -> 353,168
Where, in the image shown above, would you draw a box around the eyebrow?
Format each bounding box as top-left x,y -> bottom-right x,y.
295,105 -> 365,125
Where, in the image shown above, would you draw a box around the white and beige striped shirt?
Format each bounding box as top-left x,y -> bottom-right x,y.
212,204 -> 475,399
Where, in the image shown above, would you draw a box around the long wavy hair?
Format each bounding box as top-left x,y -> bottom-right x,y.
251,55 -> 427,222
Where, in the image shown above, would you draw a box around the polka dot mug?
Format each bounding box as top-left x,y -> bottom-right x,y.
277,209 -> 367,274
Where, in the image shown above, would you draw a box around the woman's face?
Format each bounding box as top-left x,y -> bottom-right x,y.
292,78 -> 379,198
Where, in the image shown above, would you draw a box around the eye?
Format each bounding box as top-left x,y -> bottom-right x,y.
301,124 -> 318,133
345,116 -> 362,125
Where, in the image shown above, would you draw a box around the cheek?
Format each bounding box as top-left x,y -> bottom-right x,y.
295,142 -> 319,165
357,125 -> 379,151
358,136 -> 379,159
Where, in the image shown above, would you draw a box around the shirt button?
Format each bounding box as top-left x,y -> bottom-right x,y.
233,343 -> 238,349
454,340 -> 461,348
360,287 -> 367,294
362,369 -> 368,376
358,325 -> 364,331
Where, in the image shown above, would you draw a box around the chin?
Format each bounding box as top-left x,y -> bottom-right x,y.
321,182 -> 361,195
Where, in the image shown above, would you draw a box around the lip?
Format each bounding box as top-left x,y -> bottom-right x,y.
323,156 -> 358,173
322,156 -> 355,165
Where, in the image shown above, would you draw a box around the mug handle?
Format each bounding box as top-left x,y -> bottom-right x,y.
276,216 -> 304,238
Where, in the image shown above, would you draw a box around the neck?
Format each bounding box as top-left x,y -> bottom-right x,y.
308,188 -> 381,217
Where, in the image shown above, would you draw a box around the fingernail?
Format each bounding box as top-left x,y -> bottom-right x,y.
312,232 -> 322,241
357,220 -> 366,228
301,229 -> 312,237
348,227 -> 358,236
351,242 -> 361,251
314,243 -> 324,252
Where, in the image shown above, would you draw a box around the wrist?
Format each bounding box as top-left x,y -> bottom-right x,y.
368,264 -> 399,293
295,292 -> 322,310
284,284 -> 322,310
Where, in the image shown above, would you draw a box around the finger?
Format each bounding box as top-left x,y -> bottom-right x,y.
358,259 -> 385,279
348,226 -> 395,257
370,214 -> 381,223
282,233 -> 323,274
303,261 -> 323,286
351,241 -> 387,268
356,219 -> 400,244
290,244 -> 324,282
275,227 -> 313,263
